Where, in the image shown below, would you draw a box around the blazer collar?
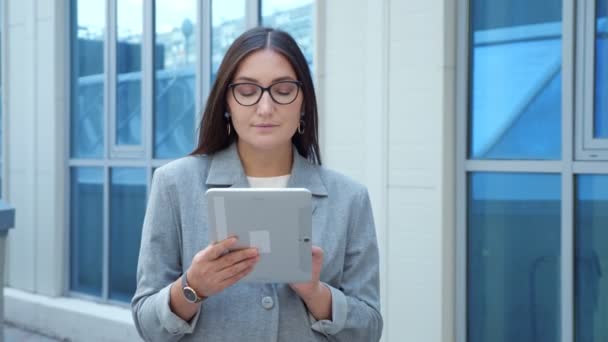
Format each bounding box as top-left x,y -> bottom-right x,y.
206,143 -> 328,197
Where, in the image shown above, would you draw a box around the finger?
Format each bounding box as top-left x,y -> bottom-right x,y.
218,256 -> 259,281
311,246 -> 324,261
220,263 -> 256,287
217,248 -> 259,271
205,236 -> 239,260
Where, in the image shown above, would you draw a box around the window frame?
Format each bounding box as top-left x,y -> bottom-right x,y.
456,0 -> 578,341
66,0 -> 208,305
576,0 -> 608,159
458,0 -> 608,340
66,0 -> 313,304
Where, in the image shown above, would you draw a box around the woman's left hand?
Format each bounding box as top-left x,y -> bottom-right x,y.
289,246 -> 332,320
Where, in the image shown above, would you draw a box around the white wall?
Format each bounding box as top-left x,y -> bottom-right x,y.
4,0 -> 66,295
319,0 -> 456,341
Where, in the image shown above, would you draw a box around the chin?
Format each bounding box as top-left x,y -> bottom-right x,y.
240,136 -> 292,152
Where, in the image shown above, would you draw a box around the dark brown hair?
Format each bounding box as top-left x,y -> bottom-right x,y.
190,27 -> 321,165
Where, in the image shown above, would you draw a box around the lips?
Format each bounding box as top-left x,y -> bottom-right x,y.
253,123 -> 278,128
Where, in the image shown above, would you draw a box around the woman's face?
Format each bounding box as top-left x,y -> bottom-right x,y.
226,49 -> 303,153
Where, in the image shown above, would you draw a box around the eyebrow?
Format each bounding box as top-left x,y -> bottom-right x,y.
233,76 -> 296,83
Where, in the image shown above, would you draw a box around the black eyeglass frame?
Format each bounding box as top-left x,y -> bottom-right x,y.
228,80 -> 303,106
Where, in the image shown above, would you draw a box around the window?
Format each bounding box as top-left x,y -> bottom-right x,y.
458,0 -> 608,341
467,173 -> 561,342
261,0 -> 314,72
577,0 -> 608,158
575,175 -> 608,342
468,0 -> 562,160
154,0 -> 197,159
0,0 -> 3,198
211,0 -> 246,83
593,1 -> 608,139
69,0 -> 315,302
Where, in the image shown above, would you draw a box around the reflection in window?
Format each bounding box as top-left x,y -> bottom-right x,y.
211,0 -> 246,83
468,172 -> 561,342
71,0 -> 105,158
0,2 -> 2,197
262,0 -> 314,73
154,0 -> 196,159
469,0 -> 562,160
116,0 -> 143,145
575,175 -> 608,342
70,167 -> 104,296
109,168 -> 146,301
595,0 -> 608,138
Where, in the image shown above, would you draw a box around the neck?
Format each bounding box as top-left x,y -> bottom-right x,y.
237,141 -> 293,177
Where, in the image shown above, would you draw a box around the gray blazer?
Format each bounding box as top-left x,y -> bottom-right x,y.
131,144 -> 382,342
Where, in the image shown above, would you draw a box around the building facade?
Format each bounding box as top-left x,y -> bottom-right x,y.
1,0 -> 607,342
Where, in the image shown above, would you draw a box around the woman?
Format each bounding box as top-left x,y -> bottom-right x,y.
131,27 -> 382,342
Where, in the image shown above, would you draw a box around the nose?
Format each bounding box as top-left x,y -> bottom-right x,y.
256,90 -> 274,116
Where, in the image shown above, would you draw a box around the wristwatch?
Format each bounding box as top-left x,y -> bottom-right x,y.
181,272 -> 205,304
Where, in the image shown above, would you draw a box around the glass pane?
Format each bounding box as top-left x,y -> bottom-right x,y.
211,0 -> 246,83
0,2 -> 2,198
468,172 -> 561,342
154,0 -> 197,159
469,0 -> 562,160
70,167 -> 104,296
116,0 -> 143,145
71,0 -> 105,158
595,0 -> 608,138
575,175 -> 608,342
262,0 -> 314,74
109,168 -> 146,301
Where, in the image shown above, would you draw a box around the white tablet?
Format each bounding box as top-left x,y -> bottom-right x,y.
206,188 -> 312,283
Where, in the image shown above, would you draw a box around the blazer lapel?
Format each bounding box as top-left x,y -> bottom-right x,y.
205,143 -> 250,188
205,143 -> 328,212
287,148 -> 328,214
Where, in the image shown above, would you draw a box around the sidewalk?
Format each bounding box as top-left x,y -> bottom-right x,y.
4,322 -> 62,342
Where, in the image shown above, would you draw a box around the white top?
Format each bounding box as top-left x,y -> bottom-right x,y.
247,174 -> 290,188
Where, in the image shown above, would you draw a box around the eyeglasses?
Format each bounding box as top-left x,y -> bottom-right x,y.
228,80 -> 302,106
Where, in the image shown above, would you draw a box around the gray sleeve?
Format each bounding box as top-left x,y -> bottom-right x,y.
131,168 -> 201,341
311,188 -> 383,341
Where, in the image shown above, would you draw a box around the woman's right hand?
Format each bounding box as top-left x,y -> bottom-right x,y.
186,236 -> 259,298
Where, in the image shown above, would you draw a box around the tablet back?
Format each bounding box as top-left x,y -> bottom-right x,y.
206,188 -> 312,283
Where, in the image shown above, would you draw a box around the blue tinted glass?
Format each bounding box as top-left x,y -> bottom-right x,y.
154,0 -> 196,159
575,175 -> 608,342
71,0 -> 104,159
0,5 -> 2,197
70,167 -> 104,296
109,168 -> 146,301
595,0 -> 608,138
469,0 -> 562,160
116,0 -> 143,145
262,0 -> 314,74
211,0 -> 246,83
468,172 -> 561,342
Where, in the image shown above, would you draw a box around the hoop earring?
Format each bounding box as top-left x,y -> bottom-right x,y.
298,120 -> 305,135
224,111 -> 232,136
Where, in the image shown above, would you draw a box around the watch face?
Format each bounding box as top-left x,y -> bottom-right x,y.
183,287 -> 197,303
